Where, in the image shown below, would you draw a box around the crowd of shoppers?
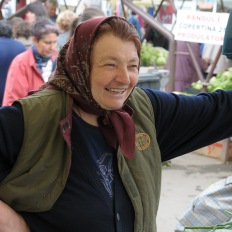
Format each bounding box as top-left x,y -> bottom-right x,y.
56,10 -> 78,51
13,20 -> 32,48
8,16 -> 24,37
25,1 -> 49,24
78,6 -> 105,23
44,0 -> 58,23
0,1 -> 109,107
1,1 -> 231,103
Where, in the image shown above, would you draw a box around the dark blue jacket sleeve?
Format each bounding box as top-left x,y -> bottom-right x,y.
0,103 -> 24,180
1,90 -> 232,168
143,89 -> 232,162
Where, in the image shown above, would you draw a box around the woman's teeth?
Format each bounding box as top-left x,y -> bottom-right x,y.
106,88 -> 125,94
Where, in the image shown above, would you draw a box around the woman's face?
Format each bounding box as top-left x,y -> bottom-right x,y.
25,11 -> 36,24
90,33 -> 139,110
32,33 -> 58,57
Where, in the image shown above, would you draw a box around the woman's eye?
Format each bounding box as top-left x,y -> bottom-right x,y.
132,65 -> 138,68
105,64 -> 116,68
129,65 -> 139,70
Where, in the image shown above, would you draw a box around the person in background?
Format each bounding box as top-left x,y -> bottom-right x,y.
44,0 -> 59,23
172,41 -> 209,92
51,6 -> 105,72
0,19 -> 26,106
82,0 -> 102,9
144,27 -> 169,50
1,16 -> 232,232
202,43 -> 232,76
68,17 -> 79,40
56,10 -> 78,51
52,6 -> 105,70
1,0 -> 12,19
13,20 -> 32,49
2,17 -> 59,106
143,5 -> 169,49
128,11 -> 143,41
8,16 -> 24,37
25,1 -> 49,24
78,6 -> 105,23
65,7 -> 105,60
137,5 -> 146,37
102,0 -> 113,16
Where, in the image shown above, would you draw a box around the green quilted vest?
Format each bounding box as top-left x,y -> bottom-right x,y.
0,88 -> 162,232
120,88 -> 162,232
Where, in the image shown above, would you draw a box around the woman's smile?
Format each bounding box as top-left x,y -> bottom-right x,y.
90,33 -> 139,110
105,88 -> 127,94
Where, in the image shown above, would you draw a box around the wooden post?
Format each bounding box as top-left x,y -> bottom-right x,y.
221,138 -> 230,163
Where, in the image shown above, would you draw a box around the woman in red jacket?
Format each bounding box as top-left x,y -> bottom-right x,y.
2,17 -> 59,106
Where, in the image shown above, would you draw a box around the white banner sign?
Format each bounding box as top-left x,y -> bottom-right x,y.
173,10 -> 229,45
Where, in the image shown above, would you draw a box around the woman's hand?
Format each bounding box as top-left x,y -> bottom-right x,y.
0,200 -> 30,232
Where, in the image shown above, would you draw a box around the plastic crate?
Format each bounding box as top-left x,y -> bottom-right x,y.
137,72 -> 161,89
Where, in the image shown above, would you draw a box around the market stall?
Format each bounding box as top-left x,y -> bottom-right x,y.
122,0 -> 232,162
172,7 -> 232,162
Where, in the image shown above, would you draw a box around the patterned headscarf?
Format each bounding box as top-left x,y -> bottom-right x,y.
44,16 -> 139,159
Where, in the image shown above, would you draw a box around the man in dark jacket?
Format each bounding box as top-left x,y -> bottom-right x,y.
0,19 -> 26,106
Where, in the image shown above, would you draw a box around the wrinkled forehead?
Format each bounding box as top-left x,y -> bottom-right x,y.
63,16 -> 131,70
69,16 -> 115,64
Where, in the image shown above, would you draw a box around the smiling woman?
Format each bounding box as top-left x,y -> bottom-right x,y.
90,33 -> 139,110
1,15 -> 232,232
48,16 -> 141,118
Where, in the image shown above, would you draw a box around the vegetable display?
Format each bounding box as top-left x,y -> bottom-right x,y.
191,67 -> 232,92
140,43 -> 168,67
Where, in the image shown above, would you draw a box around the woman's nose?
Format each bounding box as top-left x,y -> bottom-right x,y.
51,41 -> 57,51
116,66 -> 131,84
